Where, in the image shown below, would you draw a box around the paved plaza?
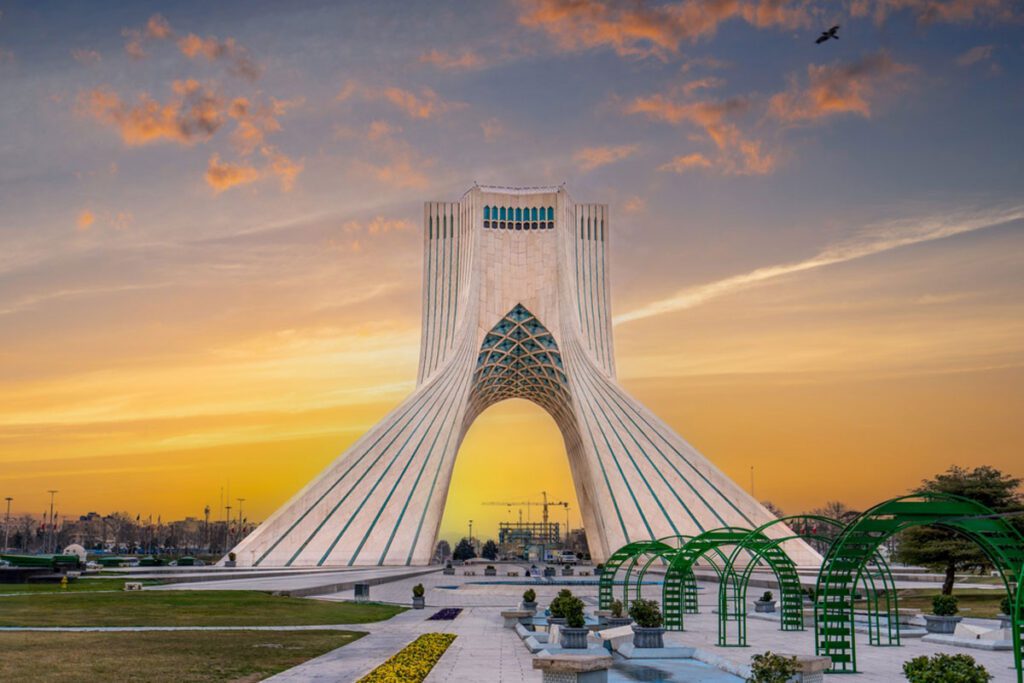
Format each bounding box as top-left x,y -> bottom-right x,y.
259,564 -> 1020,682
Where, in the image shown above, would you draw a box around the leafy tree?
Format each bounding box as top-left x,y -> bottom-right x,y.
452,538 -> 476,561
481,539 -> 499,560
433,540 -> 451,564
895,466 -> 1022,595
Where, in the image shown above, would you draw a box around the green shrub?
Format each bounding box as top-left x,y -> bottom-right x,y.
562,595 -> 586,628
759,591 -> 774,602
609,598 -> 623,618
412,583 -> 425,598
523,588 -> 536,603
931,594 -> 959,616
1000,595 -> 1012,616
747,651 -> 798,683
902,653 -> 992,683
628,599 -> 663,628
549,589 -> 575,618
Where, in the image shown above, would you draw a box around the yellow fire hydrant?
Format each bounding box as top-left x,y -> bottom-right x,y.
60,575 -> 68,591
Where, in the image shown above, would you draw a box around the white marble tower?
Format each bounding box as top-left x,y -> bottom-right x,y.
229,185 -> 820,567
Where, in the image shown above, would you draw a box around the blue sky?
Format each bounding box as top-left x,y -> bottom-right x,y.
0,0 -> 1022,531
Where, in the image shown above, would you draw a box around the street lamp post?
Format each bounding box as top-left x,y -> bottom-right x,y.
47,490 -> 58,554
3,497 -> 12,551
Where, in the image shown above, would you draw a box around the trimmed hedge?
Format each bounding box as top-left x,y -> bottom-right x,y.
358,633 -> 456,683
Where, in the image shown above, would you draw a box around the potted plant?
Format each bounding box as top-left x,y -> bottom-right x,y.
902,653 -> 992,682
606,598 -> 633,628
561,563 -> 574,576
924,594 -> 962,634
802,587 -> 815,606
224,551 -> 236,568
543,566 -> 556,577
522,588 -> 537,611
998,595 -> 1013,629
412,583 -> 425,609
754,590 -> 776,613
748,651 -> 798,683
442,562 -> 455,576
547,589 -> 573,626
484,564 -> 497,576
629,599 -> 665,648
559,595 -> 589,649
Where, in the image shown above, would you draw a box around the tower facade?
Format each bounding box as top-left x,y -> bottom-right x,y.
230,185 -> 820,567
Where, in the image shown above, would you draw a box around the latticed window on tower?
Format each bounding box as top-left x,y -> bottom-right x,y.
483,205 -> 554,230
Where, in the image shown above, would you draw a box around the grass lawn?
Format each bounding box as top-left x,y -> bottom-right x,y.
0,578 -> 160,594
890,588 -> 1008,618
0,591 -> 405,627
0,630 -> 363,682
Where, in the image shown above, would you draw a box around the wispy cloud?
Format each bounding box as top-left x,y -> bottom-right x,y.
851,0 -> 1018,25
418,48 -> 484,70
615,205 -> 1024,325
769,52 -> 913,124
517,0 -> 811,59
71,48 -> 101,65
573,144 -> 638,171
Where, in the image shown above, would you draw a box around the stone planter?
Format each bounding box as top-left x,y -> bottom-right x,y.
412,595 -> 425,609
924,614 -> 963,634
543,567 -> 556,577
484,568 -> 497,576
631,625 -> 665,648
522,600 -> 538,611
223,560 -> 236,568
604,616 -> 633,628
562,565 -> 574,576
442,567 -> 455,575
533,653 -> 612,683
754,599 -> 777,613
560,626 -> 590,649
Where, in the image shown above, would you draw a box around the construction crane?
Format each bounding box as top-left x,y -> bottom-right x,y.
483,491 -> 569,525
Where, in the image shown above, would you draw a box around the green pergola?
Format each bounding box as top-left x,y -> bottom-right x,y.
814,493 -> 1024,679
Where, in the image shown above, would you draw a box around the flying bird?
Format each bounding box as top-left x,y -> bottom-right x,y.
816,26 -> 840,44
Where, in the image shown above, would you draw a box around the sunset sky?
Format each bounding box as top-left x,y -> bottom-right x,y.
1,1 -> 1022,546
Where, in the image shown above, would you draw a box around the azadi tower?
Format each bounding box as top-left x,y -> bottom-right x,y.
230,185 -> 820,567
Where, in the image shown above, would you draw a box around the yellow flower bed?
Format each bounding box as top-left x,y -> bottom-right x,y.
358,632 -> 457,683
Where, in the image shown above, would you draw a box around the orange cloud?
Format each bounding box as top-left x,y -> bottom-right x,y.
205,154 -> 261,193
78,80 -> 224,146
122,14 -> 172,59
573,144 -> 638,171
76,210 -> 95,231
517,0 -> 811,58
367,120 -> 402,141
374,86 -> 462,119
71,49 -> 101,65
627,92 -> 773,174
419,49 -> 485,70
768,52 -> 912,123
659,153 -> 713,173
342,216 -> 413,235
851,0 -> 1017,24
228,97 -> 300,154
261,146 -> 303,192
177,33 -> 262,80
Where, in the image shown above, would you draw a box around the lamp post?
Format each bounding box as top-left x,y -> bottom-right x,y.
3,497 -> 12,551
204,505 -> 211,553
47,490 -> 58,553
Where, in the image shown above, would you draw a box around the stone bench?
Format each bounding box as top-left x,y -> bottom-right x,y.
533,653 -> 613,683
502,609 -> 535,629
775,654 -> 831,683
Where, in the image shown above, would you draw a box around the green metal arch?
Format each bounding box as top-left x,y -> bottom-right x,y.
719,515 -> 900,649
627,535 -> 692,607
599,540 -> 674,610
814,493 -> 1024,679
662,527 -> 797,632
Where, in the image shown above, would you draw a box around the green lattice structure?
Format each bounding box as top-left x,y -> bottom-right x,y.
719,516 -> 899,648
625,535 -> 692,608
661,527 -> 802,632
814,493 -> 1024,679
